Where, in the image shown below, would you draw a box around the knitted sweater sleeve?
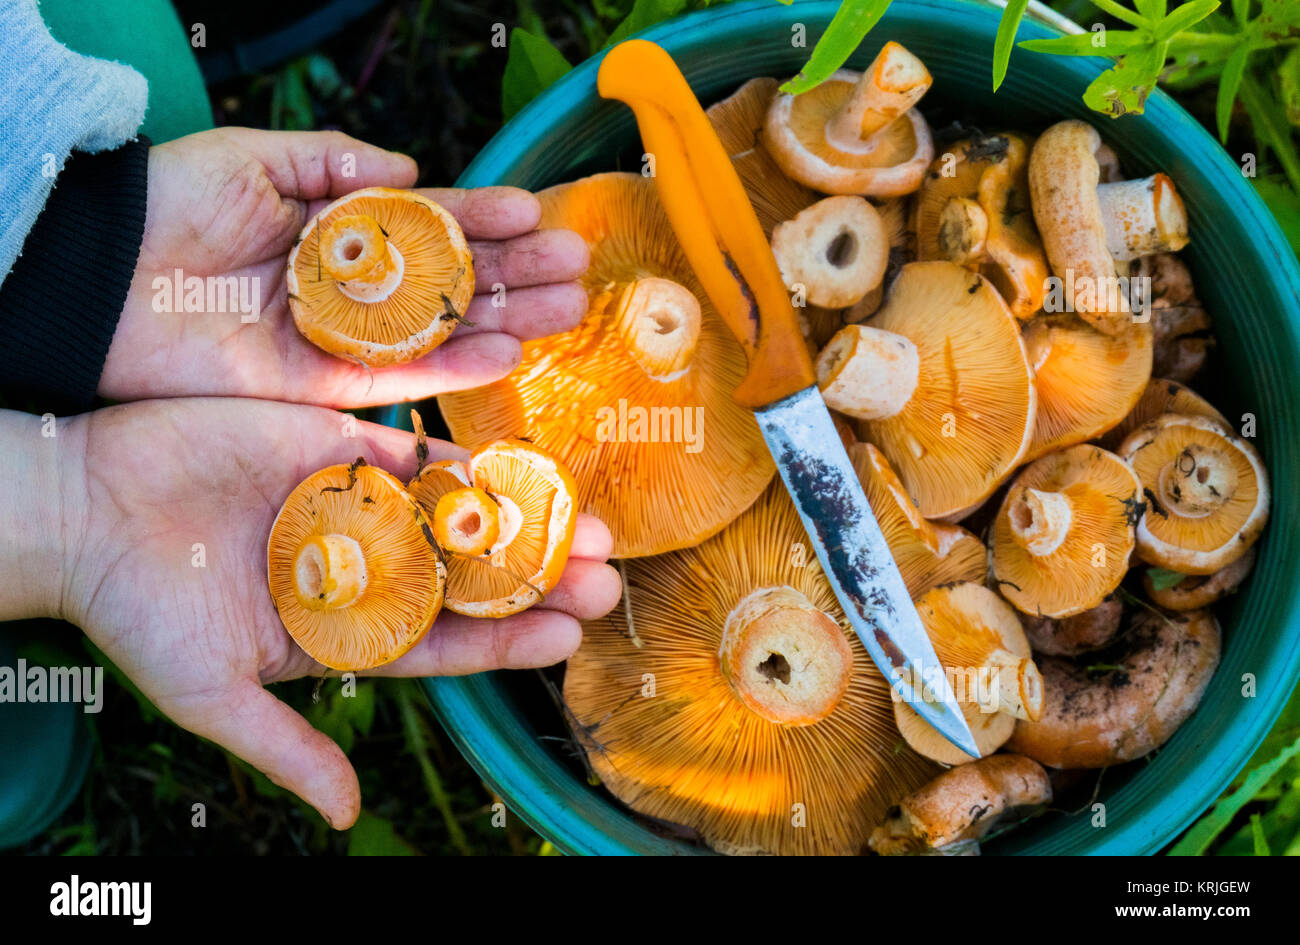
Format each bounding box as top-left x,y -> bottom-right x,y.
0,0 -> 148,280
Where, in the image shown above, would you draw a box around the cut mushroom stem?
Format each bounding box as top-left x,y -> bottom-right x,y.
981,649 -> 1044,721
826,41 -> 932,151
718,586 -> 853,726
770,196 -> 889,309
1008,488 -> 1073,557
815,324 -> 919,420
293,534 -> 368,611
937,196 -> 988,264
1156,443 -> 1239,518
614,277 -> 703,379
433,487 -> 502,557
319,213 -> 406,302
1096,173 -> 1189,261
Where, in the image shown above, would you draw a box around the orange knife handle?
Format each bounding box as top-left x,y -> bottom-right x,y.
598,40 -> 816,410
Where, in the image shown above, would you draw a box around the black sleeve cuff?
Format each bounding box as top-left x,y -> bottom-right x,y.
0,137 -> 151,414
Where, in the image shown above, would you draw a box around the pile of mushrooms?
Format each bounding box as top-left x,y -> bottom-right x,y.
433,39 -> 1272,854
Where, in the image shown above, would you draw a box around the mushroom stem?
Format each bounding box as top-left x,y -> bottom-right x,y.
293,534 -> 368,611
320,213 -> 406,303
433,487 -> 502,557
1008,488 -> 1073,558
1157,444 -> 1238,518
825,41 -> 932,153
980,649 -> 1043,722
718,586 -> 853,726
614,277 -> 703,380
937,196 -> 988,265
816,324 -> 920,420
1097,173 -> 1189,261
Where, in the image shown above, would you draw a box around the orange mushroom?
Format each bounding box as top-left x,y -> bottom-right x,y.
764,42 -> 934,196
1021,314 -> 1153,461
286,187 -> 474,366
1099,377 -> 1226,452
990,445 -> 1141,618
817,261 -> 1037,520
437,172 -> 774,558
267,459 -> 446,670
894,582 -> 1043,765
564,482 -> 937,856
914,133 -> 1049,319
409,438 -> 577,618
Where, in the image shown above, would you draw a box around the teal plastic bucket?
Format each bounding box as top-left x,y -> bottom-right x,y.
383,0 -> 1300,854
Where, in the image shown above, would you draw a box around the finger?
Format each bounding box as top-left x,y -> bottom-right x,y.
363,609 -> 582,677
304,334 -> 522,409
469,229 -> 590,289
571,514 -> 614,561
188,682 -> 361,829
533,559 -> 622,620
415,186 -> 541,239
453,282 -> 587,340
351,416 -> 467,479
217,128 -> 418,200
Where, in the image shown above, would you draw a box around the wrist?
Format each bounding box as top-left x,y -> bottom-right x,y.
0,410 -> 88,622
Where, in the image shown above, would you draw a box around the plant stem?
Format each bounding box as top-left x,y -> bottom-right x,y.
396,681 -> 472,855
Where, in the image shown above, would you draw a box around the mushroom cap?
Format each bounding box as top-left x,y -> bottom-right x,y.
1008,609 -> 1221,768
1022,314 -> 1153,461
1022,596 -> 1124,657
707,76 -> 780,157
408,439 -> 578,618
763,69 -> 934,196
286,187 -> 474,366
915,133 -> 1049,319
1119,413 -> 1269,575
437,173 -> 774,558
851,261 -> 1037,520
564,482 -> 938,856
991,445 -> 1141,618
267,462 -> 446,670
894,582 -> 1041,765
869,753 -> 1052,854
849,442 -> 985,598
1143,545 -> 1257,611
1099,377 -> 1226,452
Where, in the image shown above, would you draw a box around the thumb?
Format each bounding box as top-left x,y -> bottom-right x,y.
187,680 -> 361,829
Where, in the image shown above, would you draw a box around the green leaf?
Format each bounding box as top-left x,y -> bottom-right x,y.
1231,0 -> 1249,26
1254,177 -> 1300,255
1146,567 -> 1188,590
1250,813 -> 1271,855
1169,733 -> 1300,854
1240,73 -> 1300,194
780,0 -> 895,95
501,28 -> 573,120
606,0 -> 687,47
1082,41 -> 1168,116
1154,0 -> 1221,41
1216,42 -> 1253,141
347,811 -> 422,856
1135,0 -> 1167,18
1257,0 -> 1300,42
1019,31 -> 1152,56
993,0 -> 1031,91
1280,45 -> 1300,127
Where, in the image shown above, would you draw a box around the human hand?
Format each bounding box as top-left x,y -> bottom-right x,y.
31,398 -> 619,828
100,128 -> 590,407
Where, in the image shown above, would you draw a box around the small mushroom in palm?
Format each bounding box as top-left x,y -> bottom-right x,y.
764,41 -> 935,196
1029,120 -> 1189,335
286,187 -> 475,366
1021,597 -> 1124,657
1119,413 -> 1269,575
817,261 -> 1037,520
1021,314 -> 1152,461
914,133 -> 1049,319
991,445 -> 1142,619
771,196 -> 890,309
894,583 -> 1044,766
869,754 -> 1053,855
1008,609 -> 1221,768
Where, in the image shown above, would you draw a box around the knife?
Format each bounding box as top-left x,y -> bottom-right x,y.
598,39 -> 980,759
